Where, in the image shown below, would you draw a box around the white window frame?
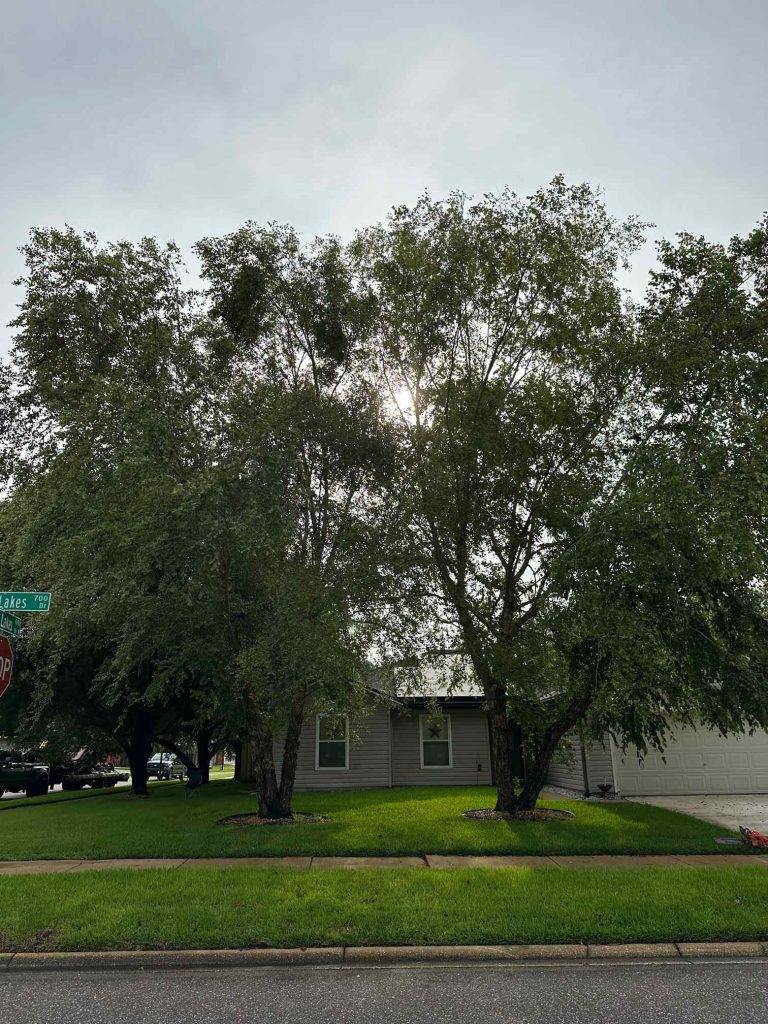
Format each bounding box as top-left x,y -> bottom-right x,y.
419,712 -> 453,769
315,713 -> 350,771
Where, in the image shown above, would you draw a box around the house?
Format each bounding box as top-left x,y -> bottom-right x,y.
549,725 -> 768,797
279,691 -> 768,797
275,694 -> 517,790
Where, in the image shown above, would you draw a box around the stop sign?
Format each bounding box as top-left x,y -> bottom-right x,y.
0,635 -> 12,699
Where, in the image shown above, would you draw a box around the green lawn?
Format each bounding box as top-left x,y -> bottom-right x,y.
1,865 -> 767,951
0,782 -> 740,859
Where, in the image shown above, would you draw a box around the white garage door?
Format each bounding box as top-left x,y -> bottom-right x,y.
612,725 -> 768,796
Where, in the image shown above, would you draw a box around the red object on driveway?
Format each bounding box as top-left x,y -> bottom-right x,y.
0,635 -> 12,699
739,826 -> 768,848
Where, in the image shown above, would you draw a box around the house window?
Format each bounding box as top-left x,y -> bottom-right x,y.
316,714 -> 349,770
420,713 -> 452,768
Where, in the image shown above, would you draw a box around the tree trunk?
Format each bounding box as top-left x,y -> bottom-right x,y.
123,719 -> 153,797
511,745 -> 554,811
233,744 -> 242,782
487,644 -> 597,813
504,697 -> 593,813
242,725 -> 283,818
489,687 -> 519,814
195,730 -> 212,785
240,739 -> 255,782
125,746 -> 151,796
277,700 -> 305,817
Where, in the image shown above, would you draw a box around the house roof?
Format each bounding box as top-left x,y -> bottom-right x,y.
366,678 -> 487,711
397,695 -> 487,710
367,661 -> 484,709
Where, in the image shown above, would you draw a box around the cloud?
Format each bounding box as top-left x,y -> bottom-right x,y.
2,0 -> 766,352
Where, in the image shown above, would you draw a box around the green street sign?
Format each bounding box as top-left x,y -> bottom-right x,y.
0,611 -> 22,638
0,592 -> 52,613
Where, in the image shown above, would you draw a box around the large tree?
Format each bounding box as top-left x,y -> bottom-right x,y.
3,224 -> 393,813
196,224 -> 394,817
357,180 -> 768,813
1,229 -> 269,793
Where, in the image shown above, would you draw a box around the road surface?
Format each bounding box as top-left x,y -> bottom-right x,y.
3,960 -> 768,1024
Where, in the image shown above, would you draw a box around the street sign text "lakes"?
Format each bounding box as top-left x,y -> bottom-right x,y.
0,592 -> 52,613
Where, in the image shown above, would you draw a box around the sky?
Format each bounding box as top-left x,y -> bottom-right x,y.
1,0 -> 766,355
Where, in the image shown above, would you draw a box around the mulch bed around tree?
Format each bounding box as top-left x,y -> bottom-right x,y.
216,812 -> 328,827
464,807 -> 575,822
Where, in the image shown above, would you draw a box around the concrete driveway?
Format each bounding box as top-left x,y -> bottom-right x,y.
630,794 -> 768,833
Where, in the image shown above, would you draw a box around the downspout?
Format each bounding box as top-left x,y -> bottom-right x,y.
607,732 -> 621,796
387,709 -> 394,788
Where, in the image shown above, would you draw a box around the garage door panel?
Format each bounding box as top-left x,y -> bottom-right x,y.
614,727 -> 768,795
654,753 -> 678,770
724,752 -> 749,769
706,773 -> 733,792
681,753 -> 704,769
702,753 -> 727,769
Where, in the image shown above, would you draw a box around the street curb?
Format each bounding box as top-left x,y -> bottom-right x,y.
3,948 -> 345,971
4,942 -> 768,971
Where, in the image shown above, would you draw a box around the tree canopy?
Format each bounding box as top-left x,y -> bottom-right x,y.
2,182 -> 767,814
355,180 -> 768,810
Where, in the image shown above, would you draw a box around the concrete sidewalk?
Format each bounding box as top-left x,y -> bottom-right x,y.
1,853 -> 767,875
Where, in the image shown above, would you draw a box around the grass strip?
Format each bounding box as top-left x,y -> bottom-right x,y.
0,866 -> 766,952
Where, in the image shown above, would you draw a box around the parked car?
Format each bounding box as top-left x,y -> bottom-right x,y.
0,749 -> 50,798
146,752 -> 185,780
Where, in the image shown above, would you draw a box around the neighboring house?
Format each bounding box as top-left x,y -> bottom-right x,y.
548,725 -> 768,797
274,695 -> 513,791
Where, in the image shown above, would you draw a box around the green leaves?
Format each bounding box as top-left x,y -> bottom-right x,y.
3,184 -> 767,805
359,180 -> 768,791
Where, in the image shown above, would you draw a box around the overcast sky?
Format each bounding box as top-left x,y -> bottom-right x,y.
1,0 -> 766,355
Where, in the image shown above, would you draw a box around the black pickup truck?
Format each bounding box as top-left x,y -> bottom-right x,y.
0,750 -> 50,798
49,757 -> 129,791
0,749 -> 128,798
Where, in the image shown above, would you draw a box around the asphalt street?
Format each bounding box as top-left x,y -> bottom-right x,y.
3,960 -> 768,1024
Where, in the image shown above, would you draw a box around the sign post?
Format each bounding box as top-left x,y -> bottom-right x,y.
0,635 -> 12,699
0,592 -> 52,613
0,611 -> 22,638
0,592 -> 50,699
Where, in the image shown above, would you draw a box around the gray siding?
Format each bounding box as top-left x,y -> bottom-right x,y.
274,704 -> 391,791
391,709 -> 492,786
584,737 -> 615,790
548,734 -> 615,793
547,736 -> 583,790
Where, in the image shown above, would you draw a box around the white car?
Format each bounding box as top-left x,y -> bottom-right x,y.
145,752 -> 185,780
